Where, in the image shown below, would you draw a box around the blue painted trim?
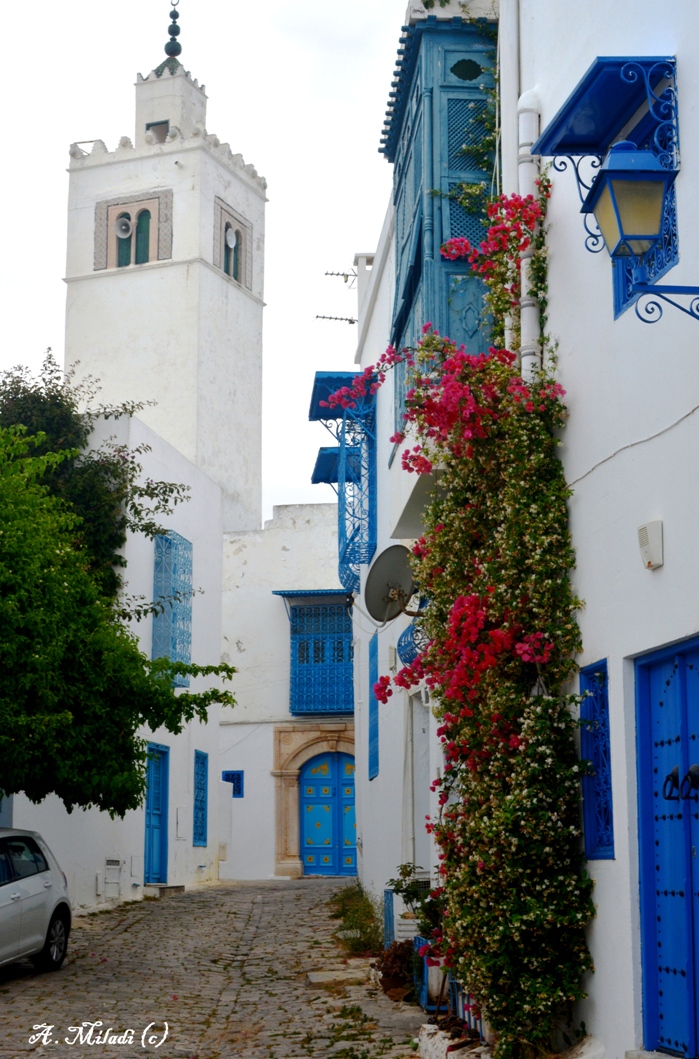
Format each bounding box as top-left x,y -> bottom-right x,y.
309,371 -> 360,421
193,750 -> 208,847
273,589 -> 348,599
580,660 -> 615,859
369,634 -> 379,780
533,56 -> 676,158
222,770 -> 244,797
312,447 -> 341,485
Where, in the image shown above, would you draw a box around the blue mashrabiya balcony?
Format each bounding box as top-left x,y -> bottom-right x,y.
309,372 -> 377,596
273,589 -> 354,716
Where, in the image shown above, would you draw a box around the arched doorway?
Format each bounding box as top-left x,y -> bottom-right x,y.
300,753 -> 356,876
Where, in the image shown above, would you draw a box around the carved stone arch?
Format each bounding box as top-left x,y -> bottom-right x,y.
272,721 -> 354,878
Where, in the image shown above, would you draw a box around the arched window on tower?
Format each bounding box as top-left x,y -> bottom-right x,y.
116,212 -> 132,268
135,209 -> 151,265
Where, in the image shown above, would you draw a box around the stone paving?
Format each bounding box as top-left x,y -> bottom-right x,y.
0,880 -> 424,1059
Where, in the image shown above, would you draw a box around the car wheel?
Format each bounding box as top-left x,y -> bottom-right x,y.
31,910 -> 69,972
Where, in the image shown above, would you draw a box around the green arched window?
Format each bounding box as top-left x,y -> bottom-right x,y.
224,224 -> 233,276
135,210 -> 151,265
232,230 -> 241,282
224,224 -> 242,282
117,213 -> 132,268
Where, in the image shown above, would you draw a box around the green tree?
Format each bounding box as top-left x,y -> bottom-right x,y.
0,354 -> 189,602
0,429 -> 235,815
0,365 -> 236,816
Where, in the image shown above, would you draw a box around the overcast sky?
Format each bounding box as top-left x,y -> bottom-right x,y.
2,1 -> 407,521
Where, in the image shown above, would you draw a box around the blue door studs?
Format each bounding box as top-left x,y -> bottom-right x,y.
300,753 -> 356,876
144,743 -> 169,884
637,639 -> 699,1057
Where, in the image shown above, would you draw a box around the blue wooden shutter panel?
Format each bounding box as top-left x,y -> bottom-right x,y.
368,633 -> 379,779
152,532 -> 193,688
580,660 -> 614,859
193,750 -> 208,847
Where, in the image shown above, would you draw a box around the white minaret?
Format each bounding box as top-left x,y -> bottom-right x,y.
64,8 -> 265,531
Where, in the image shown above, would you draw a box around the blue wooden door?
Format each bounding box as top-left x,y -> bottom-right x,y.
300,753 -> 356,876
638,644 -> 699,1057
144,744 -> 169,884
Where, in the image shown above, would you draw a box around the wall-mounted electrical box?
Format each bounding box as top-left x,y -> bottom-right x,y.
638,521 -> 663,570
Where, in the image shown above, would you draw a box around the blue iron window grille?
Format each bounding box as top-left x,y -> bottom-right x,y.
289,604 -> 354,715
222,770 -> 244,797
309,374 -> 377,595
369,633 -> 379,780
193,750 -> 208,847
152,531 -> 193,688
580,660 -> 614,859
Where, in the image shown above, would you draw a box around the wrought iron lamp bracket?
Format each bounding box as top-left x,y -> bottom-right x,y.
619,59 -> 679,171
552,154 -> 605,253
632,282 -> 699,324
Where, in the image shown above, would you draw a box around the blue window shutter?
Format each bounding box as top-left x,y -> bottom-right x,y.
193,750 -> 208,846
135,209 -> 151,265
289,604 -> 354,715
152,532 -> 193,688
580,660 -> 614,859
368,633 -> 379,780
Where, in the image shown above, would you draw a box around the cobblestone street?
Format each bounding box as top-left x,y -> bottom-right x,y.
0,880 -> 423,1059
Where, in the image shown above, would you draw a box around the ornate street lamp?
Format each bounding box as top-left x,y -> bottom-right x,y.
581,141 -> 699,322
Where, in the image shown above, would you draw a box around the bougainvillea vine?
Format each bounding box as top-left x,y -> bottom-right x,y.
328,179 -> 594,1059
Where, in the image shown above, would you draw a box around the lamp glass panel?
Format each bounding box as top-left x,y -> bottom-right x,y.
593,183 -> 623,256
611,178 -> 664,243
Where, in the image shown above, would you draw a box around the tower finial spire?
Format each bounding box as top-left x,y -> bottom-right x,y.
164,0 -> 182,59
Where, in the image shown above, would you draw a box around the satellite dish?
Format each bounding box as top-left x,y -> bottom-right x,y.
225,227 -> 238,249
116,217 -> 133,239
364,545 -> 415,622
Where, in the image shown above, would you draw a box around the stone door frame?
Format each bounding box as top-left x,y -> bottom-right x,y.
272,720 -> 354,878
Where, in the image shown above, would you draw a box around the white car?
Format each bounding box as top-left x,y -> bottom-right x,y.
0,829 -> 72,972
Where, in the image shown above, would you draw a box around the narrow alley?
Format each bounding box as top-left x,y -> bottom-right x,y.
0,880 -> 422,1059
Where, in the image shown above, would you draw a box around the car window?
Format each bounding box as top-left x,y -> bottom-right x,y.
0,843 -> 13,886
5,836 -> 49,878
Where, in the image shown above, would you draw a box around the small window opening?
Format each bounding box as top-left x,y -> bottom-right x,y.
451,58 -> 483,81
146,121 -> 169,144
116,212 -> 132,268
224,224 -> 242,281
135,210 -> 151,265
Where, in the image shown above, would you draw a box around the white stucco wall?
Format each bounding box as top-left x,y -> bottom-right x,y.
218,503 -> 343,880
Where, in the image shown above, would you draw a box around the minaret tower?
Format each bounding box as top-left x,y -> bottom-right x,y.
64,3 -> 265,530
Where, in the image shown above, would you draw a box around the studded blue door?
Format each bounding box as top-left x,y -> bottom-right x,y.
300,753 -> 356,876
638,643 -> 699,1057
144,744 -> 169,884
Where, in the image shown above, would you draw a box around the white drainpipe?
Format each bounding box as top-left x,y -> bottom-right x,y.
518,88 -> 542,380
499,0 -> 520,196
